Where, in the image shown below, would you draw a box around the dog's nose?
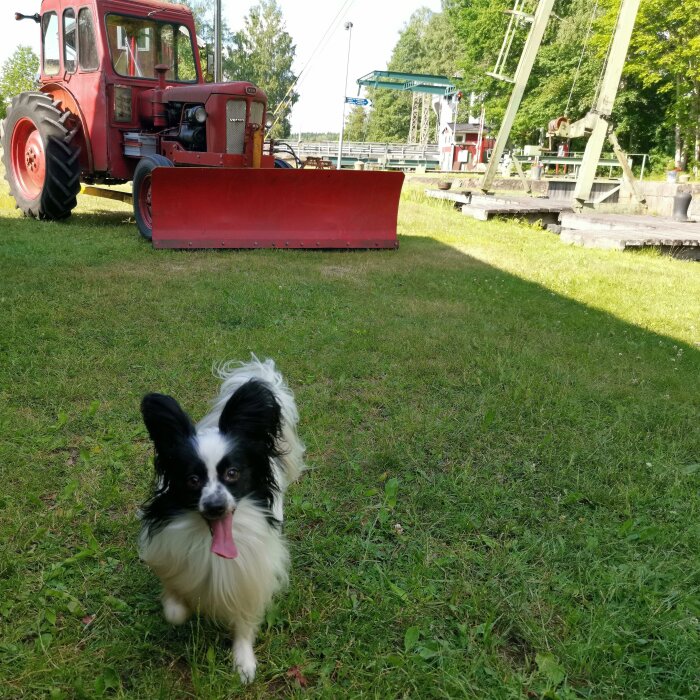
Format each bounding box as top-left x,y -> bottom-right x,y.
201,500 -> 227,520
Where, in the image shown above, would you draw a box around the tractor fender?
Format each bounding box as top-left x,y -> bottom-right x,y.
40,83 -> 93,173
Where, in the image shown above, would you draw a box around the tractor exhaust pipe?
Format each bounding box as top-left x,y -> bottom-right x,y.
15,12 -> 40,23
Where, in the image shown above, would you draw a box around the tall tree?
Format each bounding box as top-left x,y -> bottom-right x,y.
0,46 -> 39,119
224,0 -> 298,138
614,0 -> 700,168
344,105 -> 368,141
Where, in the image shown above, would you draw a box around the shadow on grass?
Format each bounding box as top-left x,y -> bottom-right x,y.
0,225 -> 699,698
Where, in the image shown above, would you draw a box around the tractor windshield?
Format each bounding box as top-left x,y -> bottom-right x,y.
106,15 -> 197,82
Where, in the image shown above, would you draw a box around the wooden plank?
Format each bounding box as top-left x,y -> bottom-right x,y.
425,189 -> 472,205
560,228 -> 700,250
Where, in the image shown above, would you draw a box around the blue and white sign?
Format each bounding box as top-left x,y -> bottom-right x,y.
345,97 -> 372,107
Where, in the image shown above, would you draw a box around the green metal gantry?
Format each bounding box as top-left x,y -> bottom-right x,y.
356,71 -> 458,97
356,71 -> 458,145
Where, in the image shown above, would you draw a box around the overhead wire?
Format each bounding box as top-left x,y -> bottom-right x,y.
268,0 -> 356,133
565,0 -> 599,116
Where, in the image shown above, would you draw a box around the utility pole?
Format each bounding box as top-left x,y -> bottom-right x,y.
215,0 -> 222,83
480,0 -> 556,192
337,21 -> 353,170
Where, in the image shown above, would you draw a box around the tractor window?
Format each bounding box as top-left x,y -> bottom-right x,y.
78,8 -> 99,71
42,12 -> 60,76
106,15 -> 198,83
63,9 -> 77,74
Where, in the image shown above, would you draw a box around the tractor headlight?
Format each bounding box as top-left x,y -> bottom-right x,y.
186,106 -> 207,124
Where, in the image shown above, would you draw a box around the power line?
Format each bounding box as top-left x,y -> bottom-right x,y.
269,0 -> 356,131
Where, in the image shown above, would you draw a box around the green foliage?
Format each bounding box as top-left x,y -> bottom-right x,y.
619,0 -> 700,166
0,46 -> 39,119
176,0 -> 232,46
344,105 -> 368,141
224,0 -> 298,138
370,0 -> 691,163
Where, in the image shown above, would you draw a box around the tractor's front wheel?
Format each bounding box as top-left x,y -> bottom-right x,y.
132,155 -> 173,240
1,91 -> 81,219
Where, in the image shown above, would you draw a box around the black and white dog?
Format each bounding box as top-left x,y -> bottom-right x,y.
138,358 -> 305,683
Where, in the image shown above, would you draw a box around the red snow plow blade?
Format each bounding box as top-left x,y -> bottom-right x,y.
151,168 -> 404,249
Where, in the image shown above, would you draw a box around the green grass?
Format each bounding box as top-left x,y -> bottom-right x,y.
1,180 -> 699,699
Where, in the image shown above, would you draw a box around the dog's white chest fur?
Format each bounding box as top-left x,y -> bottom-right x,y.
139,499 -> 289,627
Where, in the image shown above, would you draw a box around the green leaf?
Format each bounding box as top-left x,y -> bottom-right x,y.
384,478 -> 399,510
101,667 -> 120,690
681,463 -> 700,475
385,653 -> 404,667
206,645 -> 216,665
387,580 -> 408,602
404,626 -> 420,652
536,652 -> 566,687
60,479 -> 79,501
45,609 -> 57,626
417,640 -> 440,659
104,595 -> 129,612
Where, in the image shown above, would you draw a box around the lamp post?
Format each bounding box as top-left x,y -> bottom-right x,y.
214,0 -> 222,82
336,21 -> 353,170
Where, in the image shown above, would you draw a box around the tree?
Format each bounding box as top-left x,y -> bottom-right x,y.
615,0 -> 700,168
224,0 -> 298,138
344,105 -> 368,141
0,46 -> 39,119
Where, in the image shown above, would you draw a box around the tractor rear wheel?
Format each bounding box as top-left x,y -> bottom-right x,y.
1,91 -> 81,219
132,155 -> 173,240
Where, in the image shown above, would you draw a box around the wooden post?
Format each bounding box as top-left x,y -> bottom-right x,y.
573,0 -> 642,208
481,0 -> 556,193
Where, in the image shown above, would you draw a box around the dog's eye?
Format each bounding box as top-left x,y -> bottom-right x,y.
187,474 -> 202,488
223,468 -> 239,483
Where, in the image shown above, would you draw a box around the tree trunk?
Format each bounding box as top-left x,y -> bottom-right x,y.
675,75 -> 683,169
695,81 -> 700,164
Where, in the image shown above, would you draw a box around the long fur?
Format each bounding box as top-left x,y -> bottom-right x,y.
138,357 -> 305,682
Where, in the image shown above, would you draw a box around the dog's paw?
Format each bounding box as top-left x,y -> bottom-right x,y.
234,642 -> 257,684
162,595 -> 190,625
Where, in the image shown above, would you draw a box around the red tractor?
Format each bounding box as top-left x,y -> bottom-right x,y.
3,0 -> 403,248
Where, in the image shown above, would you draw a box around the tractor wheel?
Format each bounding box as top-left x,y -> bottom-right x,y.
274,158 -> 293,168
1,91 -> 81,219
132,155 -> 173,240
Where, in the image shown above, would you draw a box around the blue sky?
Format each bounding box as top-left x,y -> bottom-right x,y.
1,0 -> 443,132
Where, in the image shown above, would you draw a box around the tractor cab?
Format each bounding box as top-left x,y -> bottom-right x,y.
103,12 -> 199,83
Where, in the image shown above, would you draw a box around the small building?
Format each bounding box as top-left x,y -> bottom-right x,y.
439,122 -> 495,172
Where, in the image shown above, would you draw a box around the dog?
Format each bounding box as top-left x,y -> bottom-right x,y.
138,357 -> 305,683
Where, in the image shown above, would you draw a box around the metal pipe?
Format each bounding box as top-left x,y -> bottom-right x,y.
337,22 -> 353,169
215,0 -> 222,83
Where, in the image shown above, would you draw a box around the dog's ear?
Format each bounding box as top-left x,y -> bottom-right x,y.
219,380 -> 281,453
141,393 -> 196,454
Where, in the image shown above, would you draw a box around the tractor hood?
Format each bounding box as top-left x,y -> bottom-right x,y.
156,82 -> 267,105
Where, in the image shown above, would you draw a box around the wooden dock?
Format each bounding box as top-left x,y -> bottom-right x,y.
559,212 -> 700,258
425,188 -> 700,258
425,190 -> 572,224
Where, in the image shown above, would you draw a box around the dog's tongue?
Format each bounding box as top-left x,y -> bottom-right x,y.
210,512 -> 238,559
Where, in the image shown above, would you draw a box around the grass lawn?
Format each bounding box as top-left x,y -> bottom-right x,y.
1,177 -> 699,699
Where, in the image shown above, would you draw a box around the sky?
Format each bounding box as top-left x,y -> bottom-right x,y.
1,0 -> 443,133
